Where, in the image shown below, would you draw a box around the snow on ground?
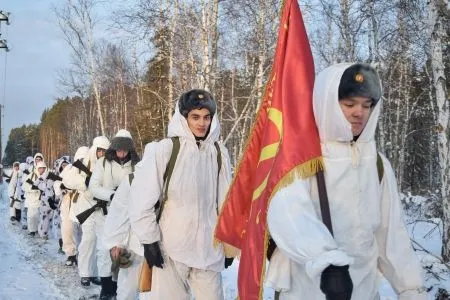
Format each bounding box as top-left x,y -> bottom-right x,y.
0,181 -> 100,300
0,180 -> 446,299
403,194 -> 450,299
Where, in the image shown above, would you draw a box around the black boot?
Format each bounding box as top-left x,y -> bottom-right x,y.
90,277 -> 101,285
15,209 -> 21,222
99,276 -> 115,299
80,277 -> 90,286
65,255 -> 77,266
58,239 -> 64,254
111,280 -> 117,295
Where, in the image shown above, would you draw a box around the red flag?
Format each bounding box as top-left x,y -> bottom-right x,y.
215,1 -> 322,299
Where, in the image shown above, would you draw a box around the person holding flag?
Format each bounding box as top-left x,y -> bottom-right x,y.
215,1 -> 425,300
215,0 -> 321,298
266,62 -> 426,300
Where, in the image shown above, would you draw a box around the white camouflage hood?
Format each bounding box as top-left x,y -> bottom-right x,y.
313,63 -> 382,143
167,101 -> 220,143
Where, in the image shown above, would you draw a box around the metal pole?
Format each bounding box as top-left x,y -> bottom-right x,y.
0,104 -> 2,163
0,10 -> 10,164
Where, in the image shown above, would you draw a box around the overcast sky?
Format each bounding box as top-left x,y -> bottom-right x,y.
0,1 -> 70,156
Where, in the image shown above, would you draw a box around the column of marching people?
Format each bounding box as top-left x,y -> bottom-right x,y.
5,133 -> 149,300
3,78 -> 427,300
4,89 -> 236,300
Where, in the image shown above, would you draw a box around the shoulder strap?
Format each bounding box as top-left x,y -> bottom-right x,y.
157,137 -> 181,222
163,137 -> 180,183
103,157 -> 106,168
128,173 -> 134,185
376,153 -> 384,183
214,142 -> 222,173
213,141 -> 222,214
316,170 -> 334,236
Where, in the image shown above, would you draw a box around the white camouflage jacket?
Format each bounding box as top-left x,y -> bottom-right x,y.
266,63 -> 425,300
129,103 -> 232,272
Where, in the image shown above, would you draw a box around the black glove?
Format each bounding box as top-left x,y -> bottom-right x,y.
31,184 -> 39,190
60,183 -> 67,190
97,200 -> 108,210
21,194 -> 25,200
320,265 -> 353,300
267,238 -> 277,260
225,257 -> 234,269
143,242 -> 164,269
85,176 -> 90,187
48,197 -> 57,210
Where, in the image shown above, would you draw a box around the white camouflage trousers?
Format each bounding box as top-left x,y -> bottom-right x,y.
79,210 -> 111,277
27,206 -> 39,233
150,253 -> 224,300
117,254 -> 152,300
60,197 -> 78,256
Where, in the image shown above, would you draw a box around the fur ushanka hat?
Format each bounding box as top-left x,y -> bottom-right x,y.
178,89 -> 216,118
110,129 -> 133,151
338,63 -> 382,106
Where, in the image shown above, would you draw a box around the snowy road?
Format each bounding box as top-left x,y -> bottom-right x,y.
0,224 -> 62,300
0,182 -> 100,300
0,182 -> 62,300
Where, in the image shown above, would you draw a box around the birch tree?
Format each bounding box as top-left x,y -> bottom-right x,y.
54,0 -> 106,136
427,0 -> 450,260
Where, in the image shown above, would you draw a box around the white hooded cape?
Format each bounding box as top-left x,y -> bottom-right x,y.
129,103 -> 232,272
266,63 -> 425,299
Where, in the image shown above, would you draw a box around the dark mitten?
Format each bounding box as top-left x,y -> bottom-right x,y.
119,249 -> 132,268
267,238 -> 277,260
97,200 -> 108,209
320,265 -> 353,300
224,257 -> 234,269
85,176 -> 91,187
48,197 -> 57,210
143,242 -> 164,269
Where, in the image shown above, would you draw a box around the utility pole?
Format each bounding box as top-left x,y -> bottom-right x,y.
0,10 -> 10,164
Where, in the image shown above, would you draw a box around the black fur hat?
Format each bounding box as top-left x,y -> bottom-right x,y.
105,148 -> 140,165
110,129 -> 133,151
179,89 -> 216,118
106,129 -> 140,165
338,64 -> 382,106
